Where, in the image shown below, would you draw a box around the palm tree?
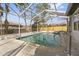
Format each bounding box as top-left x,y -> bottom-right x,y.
32,16 -> 40,31
36,3 -> 48,16
35,3 -> 49,31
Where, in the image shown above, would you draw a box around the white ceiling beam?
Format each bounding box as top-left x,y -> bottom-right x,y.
32,9 -> 66,20
19,3 -> 33,16
27,9 -> 38,15
49,15 -> 69,18
32,9 -> 46,20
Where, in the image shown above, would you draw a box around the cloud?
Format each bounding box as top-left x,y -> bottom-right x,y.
57,4 -> 64,9
49,4 -> 55,9
49,3 -> 64,10
56,3 -> 63,8
56,3 -> 67,12
49,3 -> 67,13
56,3 -> 65,9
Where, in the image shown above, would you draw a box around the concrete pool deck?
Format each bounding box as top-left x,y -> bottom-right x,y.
0,32 -> 41,56
0,31 -> 70,56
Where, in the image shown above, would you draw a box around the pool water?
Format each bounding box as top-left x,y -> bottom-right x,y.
17,32 -> 60,48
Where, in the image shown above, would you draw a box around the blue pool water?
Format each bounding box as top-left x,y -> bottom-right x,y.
17,32 -> 60,48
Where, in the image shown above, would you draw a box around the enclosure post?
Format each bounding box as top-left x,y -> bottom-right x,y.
62,25 -> 63,31
19,16 -> 21,38
46,24 -> 47,32
0,17 -> 2,35
68,16 -> 72,56
37,22 -> 38,32
51,18 -> 52,32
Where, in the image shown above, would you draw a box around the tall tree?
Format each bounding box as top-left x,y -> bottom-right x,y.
4,3 -> 9,34
0,4 -> 3,35
35,3 -> 49,30
15,3 -> 29,32
36,3 -> 48,17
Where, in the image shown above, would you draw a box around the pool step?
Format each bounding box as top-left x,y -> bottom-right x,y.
16,43 -> 40,56
0,39 -> 25,56
3,42 -> 27,56
0,40 -> 14,46
0,39 -> 14,46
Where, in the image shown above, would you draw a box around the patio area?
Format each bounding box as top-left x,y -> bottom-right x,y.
0,3 -> 79,56
0,31 -> 70,56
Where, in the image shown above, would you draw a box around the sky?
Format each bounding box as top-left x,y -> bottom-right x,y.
1,3 -> 69,25
47,3 -> 68,25
2,3 -> 26,25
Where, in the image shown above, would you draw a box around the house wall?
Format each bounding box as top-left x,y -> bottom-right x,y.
71,14 -> 79,41
70,8 -> 79,55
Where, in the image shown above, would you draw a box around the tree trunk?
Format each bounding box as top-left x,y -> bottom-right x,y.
24,18 -> 27,32
4,3 -> 9,34
4,13 -> 9,34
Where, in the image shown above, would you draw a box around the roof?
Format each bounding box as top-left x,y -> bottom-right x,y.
0,21 -> 23,27
66,3 -> 79,16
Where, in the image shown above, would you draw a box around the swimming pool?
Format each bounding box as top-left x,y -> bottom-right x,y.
17,32 -> 60,48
